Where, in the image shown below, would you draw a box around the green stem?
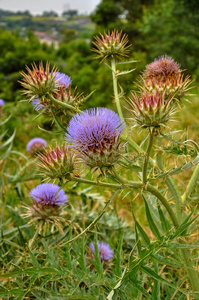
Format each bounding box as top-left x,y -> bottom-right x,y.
182,163 -> 199,204
156,146 -> 181,223
48,93 -> 80,112
111,58 -> 124,121
143,128 -> 155,184
181,248 -> 199,299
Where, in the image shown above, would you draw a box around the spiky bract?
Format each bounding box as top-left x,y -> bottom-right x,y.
20,62 -> 58,101
128,91 -> 175,128
37,143 -> 75,180
141,55 -> 191,98
66,108 -> 124,170
26,137 -> 47,155
92,30 -> 130,63
89,241 -> 114,261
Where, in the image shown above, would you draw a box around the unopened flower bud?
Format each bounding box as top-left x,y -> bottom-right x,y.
92,30 -> 130,63
37,143 -> 74,180
127,90 -> 175,128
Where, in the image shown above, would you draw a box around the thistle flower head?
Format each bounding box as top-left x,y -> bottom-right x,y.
23,183 -> 68,234
89,241 -> 114,261
30,183 -> 67,206
37,143 -> 75,180
92,30 -> 130,63
20,62 -> 58,101
142,55 -> 191,98
66,107 -> 124,169
0,99 -> 5,106
54,72 -> 71,89
127,90 -> 175,128
27,137 -> 47,155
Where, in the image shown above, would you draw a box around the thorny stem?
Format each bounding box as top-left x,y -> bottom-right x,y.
111,59 -> 156,166
143,128 -> 155,184
111,58 -> 124,121
182,163 -> 199,205
48,93 -> 80,112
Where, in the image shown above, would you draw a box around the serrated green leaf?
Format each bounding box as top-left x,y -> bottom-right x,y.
143,195 -> 162,240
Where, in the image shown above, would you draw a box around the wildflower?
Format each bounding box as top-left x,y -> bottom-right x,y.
30,183 -> 67,207
27,137 -> 47,155
127,90 -> 175,128
142,55 -> 191,98
89,241 -> 114,261
24,183 -> 68,234
54,72 -> 71,89
0,99 -> 5,106
92,30 -> 130,63
37,143 -> 75,180
66,107 -> 124,170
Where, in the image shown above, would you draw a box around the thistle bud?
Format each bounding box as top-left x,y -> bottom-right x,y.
92,30 -> 130,63
20,62 -> 58,101
127,91 -> 175,128
66,108 -> 125,170
0,99 -> 5,115
89,241 -> 114,262
142,55 -> 191,98
37,143 -> 75,180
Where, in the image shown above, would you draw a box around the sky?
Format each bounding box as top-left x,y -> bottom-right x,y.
0,0 -> 101,15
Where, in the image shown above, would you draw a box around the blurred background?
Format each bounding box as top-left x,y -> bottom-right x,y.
0,0 -> 199,148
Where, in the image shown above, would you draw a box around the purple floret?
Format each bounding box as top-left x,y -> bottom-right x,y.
66,107 -> 124,150
0,99 -> 5,106
54,72 -> 71,88
89,241 -> 114,261
31,98 -> 45,111
26,137 -> 47,153
30,183 -> 68,206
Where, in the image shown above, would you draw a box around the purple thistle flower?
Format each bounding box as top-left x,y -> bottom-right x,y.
66,108 -> 124,149
26,137 -> 47,154
54,72 -> 71,88
0,99 -> 5,106
30,183 -> 68,206
31,98 -> 45,111
66,108 -> 124,168
89,241 -> 114,261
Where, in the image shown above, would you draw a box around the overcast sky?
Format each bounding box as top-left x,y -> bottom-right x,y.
0,0 -> 101,15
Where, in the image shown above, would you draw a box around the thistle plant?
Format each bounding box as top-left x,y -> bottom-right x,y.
2,30 -> 199,300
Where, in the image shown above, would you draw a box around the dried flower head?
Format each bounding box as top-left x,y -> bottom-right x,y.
127,90 -> 175,128
142,55 -> 191,98
0,99 -> 5,106
37,143 -> 75,180
20,62 -> 58,101
27,137 -> 47,155
92,30 -> 130,63
24,183 -> 68,234
89,241 -> 114,261
66,108 -> 124,170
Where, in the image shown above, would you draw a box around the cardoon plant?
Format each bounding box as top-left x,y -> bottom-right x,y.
8,30 -> 199,299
